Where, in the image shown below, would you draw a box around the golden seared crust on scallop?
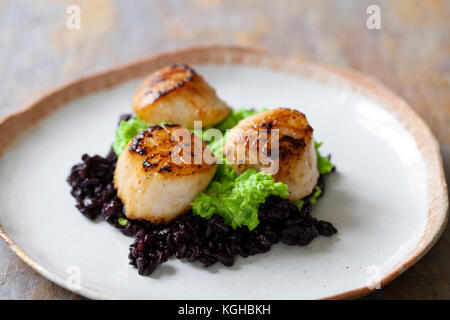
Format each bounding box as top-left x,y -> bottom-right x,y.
132,64 -> 231,129
114,124 -> 217,224
224,108 -> 319,201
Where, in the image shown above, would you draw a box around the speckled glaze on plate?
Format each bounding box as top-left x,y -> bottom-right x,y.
0,46 -> 447,300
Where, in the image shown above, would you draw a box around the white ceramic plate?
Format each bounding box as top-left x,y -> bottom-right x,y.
0,47 -> 447,300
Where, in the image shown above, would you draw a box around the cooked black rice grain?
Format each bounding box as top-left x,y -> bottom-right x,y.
67,153 -> 116,220
67,115 -> 337,276
118,113 -> 133,124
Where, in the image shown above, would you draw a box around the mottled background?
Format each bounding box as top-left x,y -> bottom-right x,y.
0,0 -> 448,299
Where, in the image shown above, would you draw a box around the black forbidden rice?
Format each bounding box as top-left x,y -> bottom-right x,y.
67,117 -> 337,276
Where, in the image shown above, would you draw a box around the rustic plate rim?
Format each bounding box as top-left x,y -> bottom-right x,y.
0,45 -> 447,300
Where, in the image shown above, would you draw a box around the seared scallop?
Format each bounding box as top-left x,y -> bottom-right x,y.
132,64 -> 231,129
114,124 -> 217,224
224,108 -> 319,201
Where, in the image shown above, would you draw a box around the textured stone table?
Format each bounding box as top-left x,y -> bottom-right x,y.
0,0 -> 448,299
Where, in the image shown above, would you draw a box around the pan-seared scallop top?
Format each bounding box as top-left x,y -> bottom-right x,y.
114,124 -> 217,224
132,64 -> 231,129
224,108 -> 319,201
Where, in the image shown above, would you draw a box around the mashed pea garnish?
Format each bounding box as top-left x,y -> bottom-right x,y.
113,117 -> 149,156
191,165 -> 289,230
